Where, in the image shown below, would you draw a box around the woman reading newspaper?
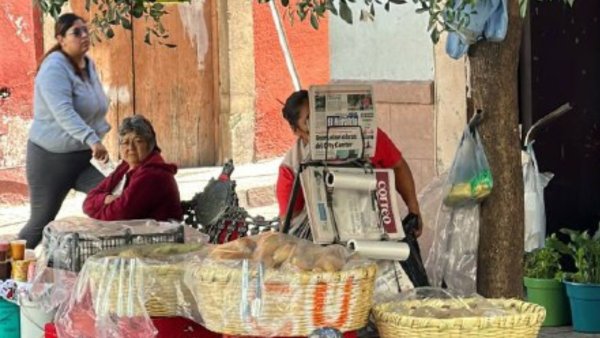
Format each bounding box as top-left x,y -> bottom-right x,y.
276,90 -> 423,239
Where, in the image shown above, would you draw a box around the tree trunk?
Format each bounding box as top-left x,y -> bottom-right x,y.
471,0 -> 525,298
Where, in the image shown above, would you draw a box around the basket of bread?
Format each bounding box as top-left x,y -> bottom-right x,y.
373,288 -> 546,338
186,232 -> 377,336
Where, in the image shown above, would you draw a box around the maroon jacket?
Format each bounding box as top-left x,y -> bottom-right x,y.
83,151 -> 183,221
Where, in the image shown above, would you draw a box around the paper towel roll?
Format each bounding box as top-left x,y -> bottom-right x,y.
347,240 -> 410,261
325,172 -> 376,191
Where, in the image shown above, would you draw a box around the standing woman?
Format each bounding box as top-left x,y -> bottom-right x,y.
18,13 -> 110,249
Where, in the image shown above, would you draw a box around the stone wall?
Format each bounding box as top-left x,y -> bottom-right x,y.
374,81 -> 436,192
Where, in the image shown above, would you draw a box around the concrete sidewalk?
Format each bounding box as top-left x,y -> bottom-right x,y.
540,327 -> 599,337
0,158 -> 281,237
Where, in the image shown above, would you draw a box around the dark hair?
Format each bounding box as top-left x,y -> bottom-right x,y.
282,90 -> 308,131
119,114 -> 159,151
37,13 -> 87,79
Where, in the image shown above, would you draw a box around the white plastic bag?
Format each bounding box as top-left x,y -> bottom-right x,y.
523,142 -> 553,252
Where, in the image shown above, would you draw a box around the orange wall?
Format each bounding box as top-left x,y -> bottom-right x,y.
0,2 -> 43,120
252,2 -> 330,160
0,1 -> 43,202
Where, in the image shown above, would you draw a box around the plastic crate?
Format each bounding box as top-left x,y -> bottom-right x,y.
45,225 -> 185,272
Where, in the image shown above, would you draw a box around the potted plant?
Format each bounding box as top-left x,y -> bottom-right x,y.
523,234 -> 571,326
560,227 -> 600,333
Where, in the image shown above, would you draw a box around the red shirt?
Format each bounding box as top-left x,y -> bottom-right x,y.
83,151 -> 183,221
276,128 -> 402,217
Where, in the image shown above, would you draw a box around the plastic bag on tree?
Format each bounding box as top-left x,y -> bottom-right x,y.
523,142 -> 553,252
424,202 -> 480,296
444,127 -> 493,207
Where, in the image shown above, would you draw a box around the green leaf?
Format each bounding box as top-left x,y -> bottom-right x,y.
310,12 -> 319,29
131,3 -> 144,18
389,0 -> 407,3
430,28 -> 440,43
144,30 -> 151,45
105,27 -> 115,39
427,17 -> 436,31
339,0 -> 353,24
121,17 -> 132,30
325,0 -> 338,15
297,7 -> 307,20
384,1 -> 390,11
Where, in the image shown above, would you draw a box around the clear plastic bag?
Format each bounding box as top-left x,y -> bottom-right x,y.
523,143 -> 553,252
29,217 -> 204,313
444,127 -> 493,207
375,287 -> 516,319
418,173 -> 480,296
53,243 -> 207,338
373,260 -> 414,296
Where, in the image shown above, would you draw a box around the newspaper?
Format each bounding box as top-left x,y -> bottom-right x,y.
90,158 -> 117,177
300,166 -> 404,244
308,84 -> 377,161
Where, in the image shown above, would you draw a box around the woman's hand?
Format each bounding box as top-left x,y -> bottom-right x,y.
104,194 -> 117,205
91,142 -> 109,163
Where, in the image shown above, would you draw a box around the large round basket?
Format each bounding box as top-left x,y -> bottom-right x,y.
373,298 -> 546,338
188,262 -> 377,336
85,243 -> 203,317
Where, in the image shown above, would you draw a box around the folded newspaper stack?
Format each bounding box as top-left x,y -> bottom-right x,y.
300,166 -> 405,244
309,85 -> 377,161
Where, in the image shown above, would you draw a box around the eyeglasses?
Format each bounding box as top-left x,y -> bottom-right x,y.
68,26 -> 89,38
119,137 -> 147,148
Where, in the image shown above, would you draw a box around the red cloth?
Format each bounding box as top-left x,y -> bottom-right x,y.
45,318 -> 222,338
223,333 -> 357,338
276,128 -> 402,217
83,151 -> 183,221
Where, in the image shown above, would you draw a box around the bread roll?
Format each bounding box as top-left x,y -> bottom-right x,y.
273,243 -> 297,267
313,255 -> 345,272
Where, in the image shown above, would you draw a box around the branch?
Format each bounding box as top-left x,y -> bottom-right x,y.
34,0 -> 182,47
257,0 -> 477,44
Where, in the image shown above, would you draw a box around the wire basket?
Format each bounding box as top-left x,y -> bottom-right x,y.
373,298 -> 546,338
44,225 -> 185,272
188,262 -> 377,336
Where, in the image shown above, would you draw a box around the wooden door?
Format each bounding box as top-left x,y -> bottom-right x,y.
72,1 -> 218,167
132,1 -> 217,167
524,0 -> 600,235
71,2 -> 134,161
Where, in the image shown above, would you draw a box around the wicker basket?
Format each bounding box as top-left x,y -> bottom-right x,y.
188,262 -> 377,336
85,243 -> 203,317
373,298 -> 546,338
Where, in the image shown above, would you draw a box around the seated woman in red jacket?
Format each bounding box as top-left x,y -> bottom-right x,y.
83,115 -> 183,221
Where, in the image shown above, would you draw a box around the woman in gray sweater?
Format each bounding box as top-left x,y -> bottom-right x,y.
19,13 -> 110,248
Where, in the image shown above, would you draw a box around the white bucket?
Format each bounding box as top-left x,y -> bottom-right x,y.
19,298 -> 56,338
